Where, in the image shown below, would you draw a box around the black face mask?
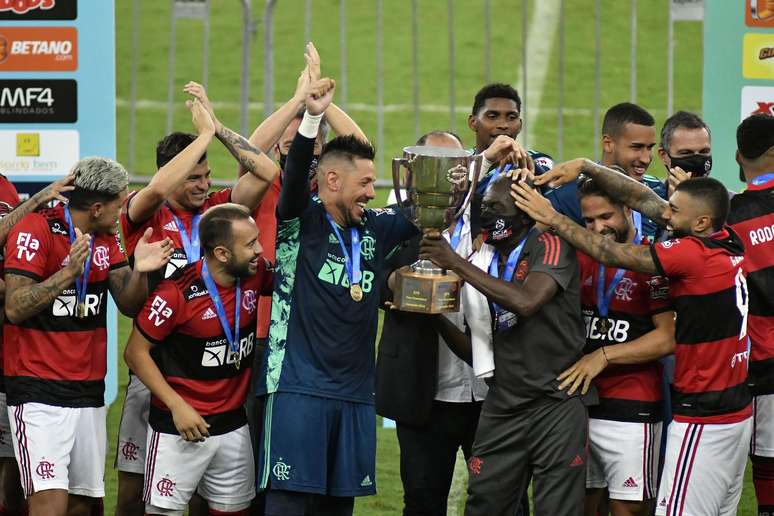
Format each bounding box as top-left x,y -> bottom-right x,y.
480,211 -> 517,244
667,153 -> 712,177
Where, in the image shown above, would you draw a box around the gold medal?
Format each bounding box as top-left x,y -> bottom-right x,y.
598,317 -> 610,335
75,302 -> 87,319
234,357 -> 241,371
350,284 -> 363,302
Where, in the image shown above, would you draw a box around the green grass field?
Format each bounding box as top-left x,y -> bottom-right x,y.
109,1 -> 756,514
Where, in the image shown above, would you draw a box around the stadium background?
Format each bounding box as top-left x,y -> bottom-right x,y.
109,1 -> 752,514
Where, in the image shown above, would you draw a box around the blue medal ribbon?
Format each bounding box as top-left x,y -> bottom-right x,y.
631,210 -> 643,245
488,228 -> 532,332
167,204 -> 201,263
449,217 -> 465,251
484,164 -> 513,192
326,213 -> 362,286
63,205 -> 95,314
596,220 -> 641,324
751,173 -> 774,186
201,260 -> 241,363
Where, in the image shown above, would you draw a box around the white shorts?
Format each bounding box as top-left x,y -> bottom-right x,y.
143,424 -> 255,513
0,393 -> 15,458
586,418 -> 662,501
752,394 -> 774,458
116,374 -> 151,474
8,403 -> 106,498
655,417 -> 752,516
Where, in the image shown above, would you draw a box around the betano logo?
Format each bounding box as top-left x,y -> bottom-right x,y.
0,27 -> 76,71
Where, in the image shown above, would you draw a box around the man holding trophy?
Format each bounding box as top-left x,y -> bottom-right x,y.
418,171 -> 593,516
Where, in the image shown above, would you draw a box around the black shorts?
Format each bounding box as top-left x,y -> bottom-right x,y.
464,397 -> 588,516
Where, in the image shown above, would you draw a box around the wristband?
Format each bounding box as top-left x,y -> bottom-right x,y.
601,346 -> 609,364
298,112 -> 324,139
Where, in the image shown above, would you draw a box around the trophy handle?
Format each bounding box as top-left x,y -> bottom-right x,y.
391,157 -> 409,206
451,153 -> 483,220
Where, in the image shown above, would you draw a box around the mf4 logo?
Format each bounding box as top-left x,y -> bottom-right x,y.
317,258 -> 375,294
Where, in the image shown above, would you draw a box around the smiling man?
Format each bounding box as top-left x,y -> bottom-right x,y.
255,77 -> 417,516
514,161 -> 753,516
115,94 -> 278,515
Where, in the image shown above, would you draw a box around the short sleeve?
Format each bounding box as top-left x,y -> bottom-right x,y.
121,190 -> 155,257
134,281 -> 182,344
4,214 -> 51,281
109,234 -> 129,270
368,208 -> 420,258
527,232 -> 577,291
206,188 -> 233,207
256,257 -> 275,295
645,274 -> 671,314
649,237 -> 703,280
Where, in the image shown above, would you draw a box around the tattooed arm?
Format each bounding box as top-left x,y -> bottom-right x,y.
5,272 -> 79,324
511,182 -> 659,275
183,81 -> 279,210
0,175 -> 75,249
536,158 -> 669,227
577,160 -> 669,227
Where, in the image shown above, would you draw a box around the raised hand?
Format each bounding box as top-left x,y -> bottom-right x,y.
183,81 -> 222,132
483,135 -> 532,171
305,42 -> 321,82
36,174 -> 75,206
133,228 -> 174,273
510,181 -> 560,227
418,230 -> 459,270
667,166 -> 691,197
293,64 -> 312,103
532,158 -> 587,189
66,228 -> 92,277
187,98 -> 216,137
306,78 -> 336,116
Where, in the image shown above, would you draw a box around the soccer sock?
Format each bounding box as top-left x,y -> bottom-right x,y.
752,455 -> 774,516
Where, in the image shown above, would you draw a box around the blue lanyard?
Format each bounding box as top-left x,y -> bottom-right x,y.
631,210 -> 642,245
201,260 -> 241,359
63,205 -> 94,309
450,217 -> 465,251
485,164 -> 513,192
326,213 -> 361,286
488,228 -> 532,281
751,173 -> 774,186
596,221 -> 640,317
167,204 -> 201,263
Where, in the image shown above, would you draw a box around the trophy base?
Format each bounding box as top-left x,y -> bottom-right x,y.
392,266 -> 461,314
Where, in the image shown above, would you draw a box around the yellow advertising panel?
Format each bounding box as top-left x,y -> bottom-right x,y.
743,33 -> 774,78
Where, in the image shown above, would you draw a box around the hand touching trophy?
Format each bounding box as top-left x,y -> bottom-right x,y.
391,146 -> 482,313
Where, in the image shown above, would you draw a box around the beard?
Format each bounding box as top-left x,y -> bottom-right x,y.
226,256 -> 256,278
668,226 -> 690,239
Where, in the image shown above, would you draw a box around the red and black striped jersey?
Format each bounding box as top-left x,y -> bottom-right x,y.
253,177 -> 280,339
650,228 -> 752,424
120,188 -> 232,291
0,175 -> 20,392
728,175 -> 774,396
134,259 -> 273,435
3,205 -> 128,407
578,247 -> 671,423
